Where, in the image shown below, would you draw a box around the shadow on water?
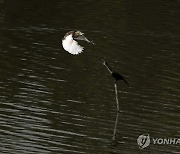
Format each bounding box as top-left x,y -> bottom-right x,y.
0,0 -> 180,154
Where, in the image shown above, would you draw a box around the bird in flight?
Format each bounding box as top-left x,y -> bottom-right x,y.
102,59 -> 129,85
62,31 -> 94,55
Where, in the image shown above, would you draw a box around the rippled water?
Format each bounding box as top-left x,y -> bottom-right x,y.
0,1 -> 179,153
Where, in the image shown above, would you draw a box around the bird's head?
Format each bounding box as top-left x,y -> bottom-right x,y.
73,31 -> 95,44
74,31 -> 84,36
73,31 -> 87,41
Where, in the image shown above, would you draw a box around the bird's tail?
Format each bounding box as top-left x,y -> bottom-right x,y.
123,79 -> 129,85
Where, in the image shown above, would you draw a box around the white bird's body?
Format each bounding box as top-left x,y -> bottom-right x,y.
62,31 -> 93,55
62,34 -> 84,55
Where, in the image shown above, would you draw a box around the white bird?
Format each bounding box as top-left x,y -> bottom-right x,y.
62,31 -> 93,55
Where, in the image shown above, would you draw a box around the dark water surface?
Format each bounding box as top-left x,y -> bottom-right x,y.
0,0 -> 179,153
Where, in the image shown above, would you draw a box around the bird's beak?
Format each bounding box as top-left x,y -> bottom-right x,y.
75,35 -> 95,45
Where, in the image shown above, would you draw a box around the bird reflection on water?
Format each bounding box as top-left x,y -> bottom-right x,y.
102,59 -> 129,85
